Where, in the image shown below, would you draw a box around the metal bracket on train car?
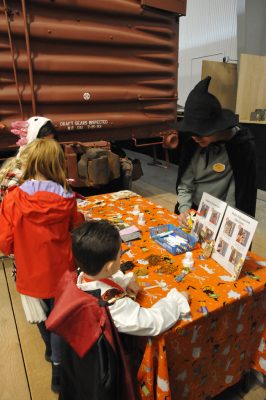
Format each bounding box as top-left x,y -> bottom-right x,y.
132,136 -> 164,147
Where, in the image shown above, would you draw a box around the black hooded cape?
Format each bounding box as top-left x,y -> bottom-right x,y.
175,126 -> 257,217
46,271 -> 136,400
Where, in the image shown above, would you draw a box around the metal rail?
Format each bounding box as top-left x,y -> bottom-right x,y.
21,0 -> 36,115
3,0 -> 24,118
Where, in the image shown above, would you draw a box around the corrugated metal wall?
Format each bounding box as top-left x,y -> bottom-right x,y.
178,0 -> 237,105
0,0 -> 185,148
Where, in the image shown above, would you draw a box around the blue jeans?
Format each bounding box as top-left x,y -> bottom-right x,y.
37,298 -> 61,364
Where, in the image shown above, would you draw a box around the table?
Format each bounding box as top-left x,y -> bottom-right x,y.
79,192 -> 266,400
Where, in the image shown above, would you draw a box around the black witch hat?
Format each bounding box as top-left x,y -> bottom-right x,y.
177,76 -> 238,136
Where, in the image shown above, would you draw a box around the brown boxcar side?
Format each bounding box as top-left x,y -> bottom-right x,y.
0,0 -> 186,151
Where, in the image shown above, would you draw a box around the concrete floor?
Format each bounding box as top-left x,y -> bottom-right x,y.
128,149 -> 266,400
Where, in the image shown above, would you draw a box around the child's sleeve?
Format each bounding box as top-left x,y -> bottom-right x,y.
0,199 -> 14,255
109,288 -> 190,336
111,271 -> 134,289
176,162 -> 195,213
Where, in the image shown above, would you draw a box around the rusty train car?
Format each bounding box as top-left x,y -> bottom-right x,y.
0,0 -> 186,186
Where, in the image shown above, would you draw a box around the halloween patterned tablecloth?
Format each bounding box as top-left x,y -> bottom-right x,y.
80,192 -> 266,400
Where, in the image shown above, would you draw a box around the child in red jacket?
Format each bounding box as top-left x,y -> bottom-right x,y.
0,138 -> 84,393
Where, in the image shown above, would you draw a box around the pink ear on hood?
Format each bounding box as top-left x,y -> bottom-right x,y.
10,121 -> 29,146
10,117 -> 52,147
16,137 -> 29,146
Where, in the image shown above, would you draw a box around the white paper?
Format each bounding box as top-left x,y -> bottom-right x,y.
212,206 -> 258,280
111,190 -> 138,200
191,192 -> 227,242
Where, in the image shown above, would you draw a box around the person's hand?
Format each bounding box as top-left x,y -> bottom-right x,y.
177,211 -> 190,227
180,290 -> 191,304
126,279 -> 141,298
80,210 -> 92,221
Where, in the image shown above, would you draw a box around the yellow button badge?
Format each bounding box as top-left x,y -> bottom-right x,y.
212,163 -> 225,173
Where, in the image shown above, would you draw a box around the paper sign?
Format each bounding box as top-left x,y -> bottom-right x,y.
191,192 -> 227,242
212,206 -> 258,279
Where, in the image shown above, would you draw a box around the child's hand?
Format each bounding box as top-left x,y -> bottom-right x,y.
126,279 -> 141,298
80,210 -> 92,221
177,211 -> 190,228
180,290 -> 191,304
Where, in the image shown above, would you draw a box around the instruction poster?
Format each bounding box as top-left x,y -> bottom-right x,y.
212,206 -> 258,280
191,192 -> 227,242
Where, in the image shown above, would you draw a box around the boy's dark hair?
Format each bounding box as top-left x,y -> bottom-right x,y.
37,121 -> 58,139
72,220 -> 121,276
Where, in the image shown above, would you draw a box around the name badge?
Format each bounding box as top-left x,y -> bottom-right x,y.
212,163 -> 225,173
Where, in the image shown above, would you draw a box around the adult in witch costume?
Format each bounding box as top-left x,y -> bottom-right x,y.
175,76 -> 257,226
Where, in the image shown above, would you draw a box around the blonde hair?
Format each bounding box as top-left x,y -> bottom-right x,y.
0,145 -> 31,186
22,139 -> 68,190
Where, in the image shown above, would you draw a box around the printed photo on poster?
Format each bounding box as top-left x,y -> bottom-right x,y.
223,219 -> 236,237
216,239 -> 228,256
194,221 -> 204,236
199,202 -> 209,218
209,209 -> 221,226
205,228 -> 214,241
236,227 -> 250,247
229,247 -> 242,266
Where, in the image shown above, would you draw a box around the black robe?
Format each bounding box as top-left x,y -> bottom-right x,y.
175,126 -> 257,217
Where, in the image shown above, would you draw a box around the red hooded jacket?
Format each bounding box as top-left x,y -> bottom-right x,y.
0,180 -> 84,298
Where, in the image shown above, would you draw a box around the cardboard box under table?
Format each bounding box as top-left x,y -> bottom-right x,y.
80,193 -> 266,400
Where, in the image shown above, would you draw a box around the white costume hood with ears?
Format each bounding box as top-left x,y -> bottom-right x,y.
10,116 -> 51,148
26,116 -> 51,144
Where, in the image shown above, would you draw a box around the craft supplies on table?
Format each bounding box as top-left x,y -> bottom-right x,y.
119,225 -> 141,242
150,224 -> 198,255
182,251 -> 194,270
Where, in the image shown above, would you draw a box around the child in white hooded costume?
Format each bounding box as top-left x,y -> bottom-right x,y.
0,116 -> 56,201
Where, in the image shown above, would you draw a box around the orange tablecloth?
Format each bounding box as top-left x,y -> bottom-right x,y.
80,192 -> 266,400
